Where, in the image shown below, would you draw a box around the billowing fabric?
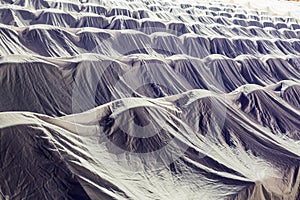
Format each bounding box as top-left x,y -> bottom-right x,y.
0,0 -> 300,200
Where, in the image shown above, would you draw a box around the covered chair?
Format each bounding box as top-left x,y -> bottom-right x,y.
151,32 -> 184,56
140,20 -> 166,34
77,15 -> 109,29
108,16 -> 140,30
32,10 -> 77,28
112,31 -> 151,55
209,36 -> 238,58
107,7 -> 133,17
81,4 -> 107,15
167,22 -> 191,36
181,34 -> 210,59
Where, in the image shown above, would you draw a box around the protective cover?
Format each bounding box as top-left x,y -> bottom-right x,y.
0,0 -> 300,199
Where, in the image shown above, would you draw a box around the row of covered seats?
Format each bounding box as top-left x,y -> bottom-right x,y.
0,25 -> 299,58
0,0 -> 298,28
0,7 -> 299,40
1,53 -> 298,99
